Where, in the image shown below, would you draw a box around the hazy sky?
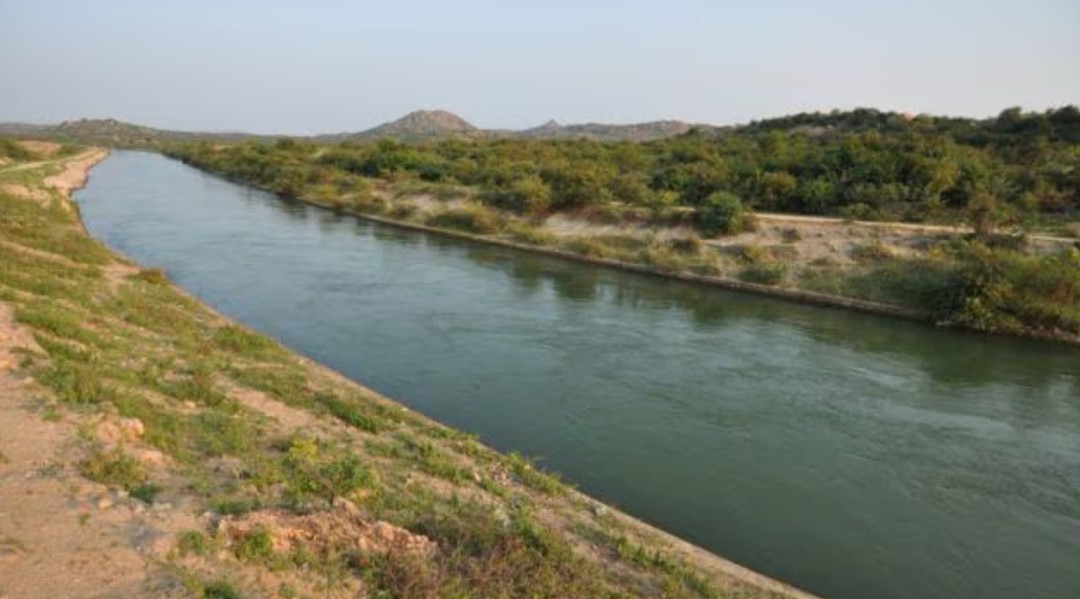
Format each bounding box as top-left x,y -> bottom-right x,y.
1,0 -> 1077,134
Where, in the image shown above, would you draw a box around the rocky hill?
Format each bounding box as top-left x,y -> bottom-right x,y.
361,109 -> 478,139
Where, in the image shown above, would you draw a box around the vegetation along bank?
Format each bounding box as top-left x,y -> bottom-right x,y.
166,107 -> 1080,344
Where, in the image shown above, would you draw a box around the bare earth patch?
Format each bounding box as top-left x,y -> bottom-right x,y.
0,304 -> 194,599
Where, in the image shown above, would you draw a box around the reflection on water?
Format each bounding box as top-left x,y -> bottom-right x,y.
76,152 -> 1080,599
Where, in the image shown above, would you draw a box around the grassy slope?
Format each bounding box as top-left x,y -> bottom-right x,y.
0,149 -> 811,598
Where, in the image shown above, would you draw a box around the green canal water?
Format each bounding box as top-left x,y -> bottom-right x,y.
75,151 -> 1080,599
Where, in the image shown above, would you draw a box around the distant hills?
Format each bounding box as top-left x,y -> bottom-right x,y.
7,106 -> 1074,148
0,109 -> 717,147
0,118 -> 268,147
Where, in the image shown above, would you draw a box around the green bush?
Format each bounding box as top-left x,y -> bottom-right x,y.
696,192 -> 751,237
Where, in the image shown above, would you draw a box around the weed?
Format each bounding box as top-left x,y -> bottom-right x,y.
37,359 -> 108,404
426,204 -> 501,234
781,228 -> 802,243
313,391 -> 384,433
80,450 -> 145,489
203,579 -> 244,599
738,264 -> 787,286
213,324 -> 279,357
506,452 -> 564,495
175,530 -> 212,557
130,482 -> 163,503
210,496 -> 260,516
234,525 -> 274,563
851,239 -> 894,261
131,267 -> 169,285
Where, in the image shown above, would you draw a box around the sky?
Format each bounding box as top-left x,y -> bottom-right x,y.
1,0 -> 1078,134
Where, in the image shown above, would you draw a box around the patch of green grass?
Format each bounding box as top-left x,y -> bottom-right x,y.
506,452 -> 565,495
313,391 -> 385,433
175,530 -> 213,557
213,324 -> 280,357
203,579 -> 245,599
234,525 -> 274,563
227,364 -> 307,401
401,435 -> 469,483
15,303 -> 107,348
80,450 -> 145,489
36,358 -> 108,404
130,481 -> 163,503
611,535 -> 725,599
166,362 -> 230,407
192,411 -> 256,457
210,496 -> 260,516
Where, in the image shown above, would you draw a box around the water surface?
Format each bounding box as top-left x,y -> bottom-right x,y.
76,152 -> 1080,599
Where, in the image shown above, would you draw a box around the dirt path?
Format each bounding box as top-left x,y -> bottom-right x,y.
752,212 -> 1077,245
0,149 -> 195,599
0,306 -> 196,599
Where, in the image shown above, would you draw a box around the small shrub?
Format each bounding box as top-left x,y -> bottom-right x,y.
234,525 -> 274,563
80,450 -> 145,489
738,264 -> 787,286
131,268 -> 169,285
210,496 -> 260,516
427,204 -> 501,234
561,237 -> 605,257
668,235 -> 703,254
851,239 -> 894,262
735,243 -> 769,264
390,202 -> 418,220
130,482 -> 162,504
213,324 -> 277,356
319,454 -> 377,497
203,579 -> 244,599
780,228 -> 802,243
352,194 -> 390,215
176,530 -> 212,557
282,437 -> 376,503
506,222 -> 557,246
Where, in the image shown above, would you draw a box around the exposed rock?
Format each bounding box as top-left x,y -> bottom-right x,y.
217,503 -> 437,558
95,416 -> 145,448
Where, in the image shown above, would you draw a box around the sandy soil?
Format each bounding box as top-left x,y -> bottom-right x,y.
0,304 -> 197,599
